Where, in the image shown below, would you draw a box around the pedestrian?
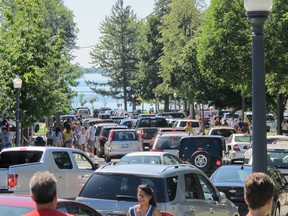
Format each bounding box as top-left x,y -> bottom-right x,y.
53,127 -> 63,147
78,126 -> 88,152
282,120 -> 288,136
63,124 -> 73,148
223,119 -> 228,126
244,172 -> 274,216
46,126 -> 55,146
236,117 -> 244,133
127,184 -> 161,216
23,171 -> 73,216
0,126 -> 13,148
214,117 -> 221,126
87,121 -> 95,156
184,121 -> 194,135
230,118 -> 236,128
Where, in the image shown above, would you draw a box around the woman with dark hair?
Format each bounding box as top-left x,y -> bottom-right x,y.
127,184 -> 161,216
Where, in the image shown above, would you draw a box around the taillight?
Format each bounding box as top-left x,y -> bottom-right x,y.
151,149 -> 163,152
233,144 -> 240,151
8,174 -> 18,188
141,130 -> 145,138
215,160 -> 222,166
109,130 -> 114,142
161,212 -> 173,216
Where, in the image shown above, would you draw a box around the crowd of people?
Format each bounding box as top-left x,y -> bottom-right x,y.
42,117 -> 95,156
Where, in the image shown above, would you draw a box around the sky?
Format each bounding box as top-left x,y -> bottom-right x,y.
63,0 -> 156,68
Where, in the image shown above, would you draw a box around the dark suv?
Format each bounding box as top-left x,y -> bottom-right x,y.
178,135 -> 225,176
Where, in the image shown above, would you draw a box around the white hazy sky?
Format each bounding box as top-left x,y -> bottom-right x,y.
63,0 -> 156,68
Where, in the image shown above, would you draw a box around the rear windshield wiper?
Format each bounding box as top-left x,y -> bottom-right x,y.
115,195 -> 137,201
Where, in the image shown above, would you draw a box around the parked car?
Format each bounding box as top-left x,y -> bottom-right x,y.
243,136 -> 288,164
172,119 -> 201,134
120,151 -> 183,165
76,163 -> 239,216
226,134 -> 252,163
207,126 -> 236,142
134,117 -> 168,128
247,144 -> 288,180
0,195 -> 101,216
210,165 -> 288,216
60,115 -> 78,122
178,135 -> 226,176
96,125 -> 127,158
118,119 -> 135,128
138,127 -> 158,151
77,108 -> 90,119
151,131 -> 188,155
104,129 -> 142,162
0,147 -> 98,198
221,112 -> 240,126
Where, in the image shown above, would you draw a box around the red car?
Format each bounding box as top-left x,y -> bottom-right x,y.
0,195 -> 101,216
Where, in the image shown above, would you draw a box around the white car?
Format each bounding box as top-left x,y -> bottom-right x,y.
104,129 -> 142,162
226,134 -> 252,163
172,119 -> 201,134
207,126 -> 236,142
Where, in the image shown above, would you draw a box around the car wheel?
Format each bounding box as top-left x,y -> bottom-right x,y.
191,151 -> 211,172
105,155 -> 111,163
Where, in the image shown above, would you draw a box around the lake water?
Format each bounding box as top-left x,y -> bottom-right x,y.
70,73 -> 153,112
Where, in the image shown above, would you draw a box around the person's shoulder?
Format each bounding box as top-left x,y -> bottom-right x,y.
152,207 -> 162,216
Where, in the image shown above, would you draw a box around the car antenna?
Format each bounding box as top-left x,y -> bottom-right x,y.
241,165 -> 244,170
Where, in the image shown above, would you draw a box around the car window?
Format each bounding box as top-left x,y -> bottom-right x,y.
53,152 -> 73,169
0,151 -> 43,168
235,136 -> 251,142
155,136 -> 182,149
268,151 -> 288,168
198,174 -> 218,201
163,154 -> 181,165
184,174 -> 204,200
0,205 -> 31,215
211,129 -> 235,137
72,152 -> 94,170
78,173 -> 168,203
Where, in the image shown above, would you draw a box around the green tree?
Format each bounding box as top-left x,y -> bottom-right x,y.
265,0 -> 288,132
89,0 -> 139,111
0,0 -> 80,128
197,0 -> 252,110
158,0 -> 205,111
133,0 -> 171,110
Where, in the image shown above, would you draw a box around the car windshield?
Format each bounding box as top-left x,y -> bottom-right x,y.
179,138 -> 222,158
0,205 -> 32,215
138,118 -> 168,127
225,114 -> 239,119
235,136 -> 251,142
268,151 -> 288,168
212,168 -> 251,182
78,173 -> 178,203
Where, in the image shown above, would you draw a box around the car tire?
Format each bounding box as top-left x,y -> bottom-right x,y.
105,155 -> 111,163
190,151 -> 211,172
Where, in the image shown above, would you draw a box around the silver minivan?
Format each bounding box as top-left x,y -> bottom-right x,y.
76,164 -> 239,216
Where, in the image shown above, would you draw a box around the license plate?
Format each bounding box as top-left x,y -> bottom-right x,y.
121,144 -> 129,148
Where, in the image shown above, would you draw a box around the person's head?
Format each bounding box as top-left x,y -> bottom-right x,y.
137,184 -> 157,207
2,126 -> 8,134
244,172 -> 274,211
186,121 -> 191,126
29,171 -> 57,207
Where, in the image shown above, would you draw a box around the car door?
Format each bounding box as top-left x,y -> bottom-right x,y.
196,174 -> 229,216
51,150 -> 95,199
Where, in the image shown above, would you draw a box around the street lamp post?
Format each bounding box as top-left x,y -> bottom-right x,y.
155,93 -> 158,113
244,0 -> 273,173
13,75 -> 22,147
173,93 -> 177,112
131,94 -> 135,112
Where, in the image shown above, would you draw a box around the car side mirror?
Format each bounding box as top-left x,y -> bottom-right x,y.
218,192 -> 227,203
243,145 -> 248,150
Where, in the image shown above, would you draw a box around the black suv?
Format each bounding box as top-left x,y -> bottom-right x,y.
178,135 -> 225,176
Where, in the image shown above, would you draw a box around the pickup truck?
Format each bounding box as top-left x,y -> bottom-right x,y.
0,147 -> 98,199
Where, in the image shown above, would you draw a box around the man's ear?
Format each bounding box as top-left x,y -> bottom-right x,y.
244,195 -> 249,206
